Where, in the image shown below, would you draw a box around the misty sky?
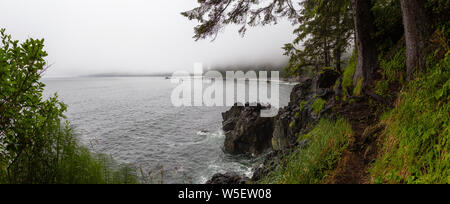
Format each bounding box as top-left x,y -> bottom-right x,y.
0,0 -> 295,77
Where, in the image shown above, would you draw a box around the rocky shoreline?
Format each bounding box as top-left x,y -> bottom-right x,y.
206,69 -> 340,184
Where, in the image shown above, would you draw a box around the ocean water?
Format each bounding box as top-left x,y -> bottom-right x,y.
41,77 -> 294,183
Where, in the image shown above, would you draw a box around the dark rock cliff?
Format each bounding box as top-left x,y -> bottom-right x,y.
206,69 -> 340,184
222,103 -> 274,155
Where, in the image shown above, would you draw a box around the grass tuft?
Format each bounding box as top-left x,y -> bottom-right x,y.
342,50 -> 358,91
312,98 -> 326,115
262,118 -> 352,184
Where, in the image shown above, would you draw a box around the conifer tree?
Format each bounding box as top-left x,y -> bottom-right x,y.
284,0 -> 354,76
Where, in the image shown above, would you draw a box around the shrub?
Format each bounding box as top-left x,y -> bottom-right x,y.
0,28 -> 137,184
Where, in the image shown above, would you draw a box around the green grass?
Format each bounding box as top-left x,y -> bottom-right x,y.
375,47 -> 406,96
0,123 -> 139,184
312,98 -> 326,115
262,118 -> 352,184
289,121 -> 296,129
375,79 -> 390,97
380,48 -> 406,83
370,52 -> 450,184
342,50 -> 358,91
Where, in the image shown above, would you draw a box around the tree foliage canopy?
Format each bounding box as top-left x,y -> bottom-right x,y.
183,0 -> 354,77
182,0 -> 300,40
284,0 -> 354,76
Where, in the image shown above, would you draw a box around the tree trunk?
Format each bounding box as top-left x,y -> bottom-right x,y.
315,61 -> 319,74
324,37 -> 330,67
400,0 -> 430,81
352,0 -> 378,88
334,5 -> 343,73
336,48 -> 342,73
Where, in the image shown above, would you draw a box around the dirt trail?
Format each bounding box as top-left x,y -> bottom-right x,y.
326,98 -> 380,184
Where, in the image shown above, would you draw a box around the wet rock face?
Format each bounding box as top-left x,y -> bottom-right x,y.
271,71 -> 339,151
206,172 -> 250,184
220,70 -> 340,155
251,150 -> 283,181
271,78 -> 315,150
250,140 -> 311,182
290,78 -> 314,104
314,69 -> 341,100
212,70 -> 340,183
222,103 -> 274,155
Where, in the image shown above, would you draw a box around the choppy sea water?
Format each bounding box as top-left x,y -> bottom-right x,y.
42,77 -> 294,183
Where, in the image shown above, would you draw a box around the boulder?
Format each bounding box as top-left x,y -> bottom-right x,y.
315,69 -> 340,90
289,78 -> 313,104
314,69 -> 340,100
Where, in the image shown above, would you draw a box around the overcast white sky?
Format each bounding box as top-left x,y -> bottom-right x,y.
0,0 -> 295,77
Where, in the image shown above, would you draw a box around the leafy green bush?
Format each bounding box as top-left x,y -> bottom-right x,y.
0,29 -> 137,184
370,52 -> 450,184
262,118 -> 352,184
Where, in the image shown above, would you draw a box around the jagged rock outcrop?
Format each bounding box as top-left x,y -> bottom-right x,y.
221,70 -> 340,154
252,70 -> 340,180
213,69 -> 340,183
222,103 -> 274,155
272,78 -> 314,150
251,150 -> 283,181
206,172 -> 250,184
272,69 -> 339,150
